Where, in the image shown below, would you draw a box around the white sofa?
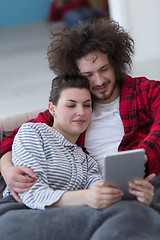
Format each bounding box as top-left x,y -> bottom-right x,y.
0,109 -> 44,143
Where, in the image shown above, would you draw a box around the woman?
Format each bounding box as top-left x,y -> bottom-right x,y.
2,75 -> 122,210
3,74 -> 154,210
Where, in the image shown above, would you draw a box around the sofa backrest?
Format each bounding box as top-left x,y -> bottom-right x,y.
0,109 -> 44,142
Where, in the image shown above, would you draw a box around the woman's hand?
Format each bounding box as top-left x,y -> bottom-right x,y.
128,173 -> 155,206
85,181 -> 124,209
50,181 -> 123,209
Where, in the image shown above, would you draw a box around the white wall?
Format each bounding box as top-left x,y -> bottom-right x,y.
108,0 -> 160,80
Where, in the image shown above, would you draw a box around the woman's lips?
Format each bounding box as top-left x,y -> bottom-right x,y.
73,120 -> 85,124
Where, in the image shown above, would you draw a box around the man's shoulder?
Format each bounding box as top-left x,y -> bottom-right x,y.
31,109 -> 53,126
122,75 -> 160,90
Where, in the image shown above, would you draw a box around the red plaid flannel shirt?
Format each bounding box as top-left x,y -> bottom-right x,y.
1,75 -> 160,175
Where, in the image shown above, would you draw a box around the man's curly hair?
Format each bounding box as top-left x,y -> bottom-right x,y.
47,17 -> 134,87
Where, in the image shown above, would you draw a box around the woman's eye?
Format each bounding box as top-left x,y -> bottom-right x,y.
84,104 -> 91,108
67,105 -> 75,108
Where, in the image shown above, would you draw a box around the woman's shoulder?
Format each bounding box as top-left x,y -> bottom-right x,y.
18,122 -> 52,136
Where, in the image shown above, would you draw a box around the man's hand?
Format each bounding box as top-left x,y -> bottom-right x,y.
128,173 -> 156,206
3,165 -> 36,202
144,154 -> 148,175
1,151 -> 36,202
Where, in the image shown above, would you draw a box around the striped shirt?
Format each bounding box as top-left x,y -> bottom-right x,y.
3,123 -> 103,210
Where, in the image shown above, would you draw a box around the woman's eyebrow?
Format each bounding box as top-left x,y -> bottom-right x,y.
66,99 -> 76,102
84,99 -> 92,103
66,99 -> 92,103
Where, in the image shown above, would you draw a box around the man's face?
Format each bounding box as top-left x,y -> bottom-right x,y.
76,51 -> 120,104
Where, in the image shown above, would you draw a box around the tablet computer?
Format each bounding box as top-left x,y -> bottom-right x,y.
104,149 -> 145,200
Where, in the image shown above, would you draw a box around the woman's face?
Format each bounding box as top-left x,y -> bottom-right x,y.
50,87 -> 92,142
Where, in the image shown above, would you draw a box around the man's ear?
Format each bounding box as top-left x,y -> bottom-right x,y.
48,102 -> 56,116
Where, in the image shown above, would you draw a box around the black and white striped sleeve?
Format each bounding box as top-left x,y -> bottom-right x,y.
12,123 -> 66,210
84,154 -> 103,189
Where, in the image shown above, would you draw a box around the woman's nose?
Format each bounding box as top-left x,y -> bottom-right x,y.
76,107 -> 84,116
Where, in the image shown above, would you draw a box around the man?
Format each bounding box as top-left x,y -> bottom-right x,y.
0,17 -> 160,203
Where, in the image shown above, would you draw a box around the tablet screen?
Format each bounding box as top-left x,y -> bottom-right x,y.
104,149 -> 145,200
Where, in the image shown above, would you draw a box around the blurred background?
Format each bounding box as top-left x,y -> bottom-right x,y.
0,0 -> 160,118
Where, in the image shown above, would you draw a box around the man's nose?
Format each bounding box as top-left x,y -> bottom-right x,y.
94,73 -> 104,86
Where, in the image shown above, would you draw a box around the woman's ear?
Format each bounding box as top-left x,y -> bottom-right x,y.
48,102 -> 56,117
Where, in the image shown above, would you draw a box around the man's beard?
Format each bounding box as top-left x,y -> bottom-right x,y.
91,82 -> 117,103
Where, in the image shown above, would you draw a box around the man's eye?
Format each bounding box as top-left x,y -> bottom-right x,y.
102,66 -> 110,72
101,68 -> 108,72
82,74 -> 92,78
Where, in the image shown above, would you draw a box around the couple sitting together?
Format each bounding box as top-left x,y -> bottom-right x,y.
2,74 -> 154,209
1,17 -> 160,240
